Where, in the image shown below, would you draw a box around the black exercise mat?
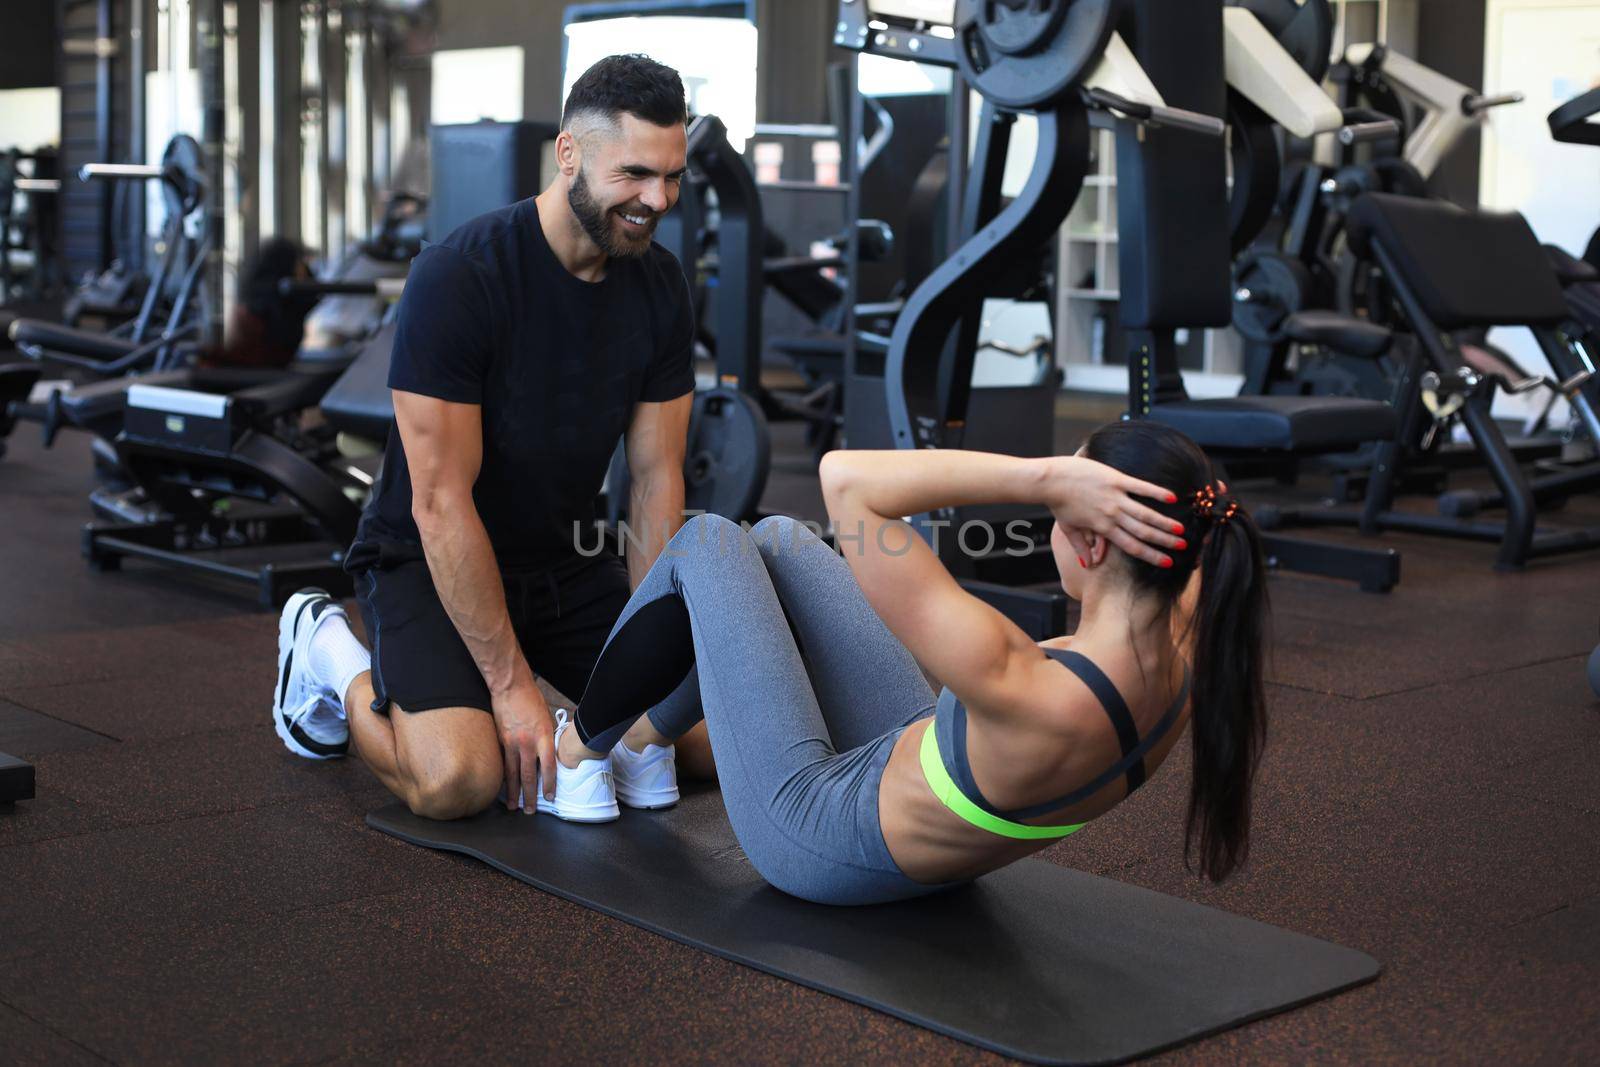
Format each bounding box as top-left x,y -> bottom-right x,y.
369,791 -> 1378,1065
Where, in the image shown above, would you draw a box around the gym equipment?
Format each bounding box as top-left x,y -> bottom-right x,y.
1228,0 -> 1333,83
837,0 -> 1219,635
1550,87 -> 1600,270
81,361 -> 371,606
1337,44 -> 1523,184
1220,0 -> 1402,373
7,134 -> 211,378
0,750 -> 34,806
1121,0 -> 1400,591
872,0 -> 1397,594
369,790 -> 1379,1065
1,136 -> 206,463
295,192 -> 426,352
0,147 -> 61,303
427,122 -> 555,242
662,113 -> 886,462
604,386 -> 772,528
1261,193 -> 1600,569
1324,46 -> 1521,323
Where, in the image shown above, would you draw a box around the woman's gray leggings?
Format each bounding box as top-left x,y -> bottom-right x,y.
572,513 -> 952,905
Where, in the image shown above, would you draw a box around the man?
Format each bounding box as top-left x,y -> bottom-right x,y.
269,54 -> 710,820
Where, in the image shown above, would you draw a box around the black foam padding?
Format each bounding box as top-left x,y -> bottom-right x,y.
428,121 -> 553,242
1346,194 -> 1569,329
1148,394 -> 1397,452
368,791 -> 1379,1064
319,320 -> 396,442
1,750 -> 35,804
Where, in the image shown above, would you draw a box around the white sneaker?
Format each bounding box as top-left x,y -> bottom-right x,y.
272,588 -> 351,760
535,708 -> 620,823
611,736 -> 679,810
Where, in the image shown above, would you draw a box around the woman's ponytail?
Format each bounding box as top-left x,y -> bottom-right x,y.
1184,502 -> 1270,881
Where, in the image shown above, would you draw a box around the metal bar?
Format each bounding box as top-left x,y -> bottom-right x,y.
131,0 -> 146,271
78,163 -> 164,181
198,0 -> 227,350
753,122 -> 839,138
1259,534 -> 1399,593
95,0 -> 113,270
842,54 -> 864,437
0,752 -> 35,806
90,533 -> 263,580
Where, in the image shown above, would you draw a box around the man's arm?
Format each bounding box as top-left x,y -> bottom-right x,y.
394,388 -> 555,809
621,393 -> 693,587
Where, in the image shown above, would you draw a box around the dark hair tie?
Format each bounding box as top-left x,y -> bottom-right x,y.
1192,484 -> 1240,526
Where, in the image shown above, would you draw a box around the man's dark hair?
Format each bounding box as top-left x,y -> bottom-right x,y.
562,54 -> 687,132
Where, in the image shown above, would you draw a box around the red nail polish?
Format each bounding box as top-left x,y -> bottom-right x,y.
1166,494 -> 1178,504
1175,539 -> 1187,551
1171,523 -> 1184,535
1159,556 -> 1173,569
1078,556 -> 1087,568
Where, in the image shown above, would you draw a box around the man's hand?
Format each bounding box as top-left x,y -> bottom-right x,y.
1046,456 -> 1184,568
491,681 -> 556,812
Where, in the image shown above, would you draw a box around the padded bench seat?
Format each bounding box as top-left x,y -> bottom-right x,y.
56,368 -> 193,435
1147,395 -> 1398,452
319,320 -> 396,443
9,318 -> 141,361
1284,310 -> 1392,359
1347,194 -> 1569,330
57,364 -> 348,437
1545,244 -> 1600,287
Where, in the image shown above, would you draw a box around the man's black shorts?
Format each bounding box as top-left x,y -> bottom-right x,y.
351,551 -> 631,716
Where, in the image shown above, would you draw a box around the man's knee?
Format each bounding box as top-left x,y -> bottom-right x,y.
406,750 -> 501,820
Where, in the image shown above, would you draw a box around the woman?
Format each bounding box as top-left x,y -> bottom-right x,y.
545,420 -> 1269,905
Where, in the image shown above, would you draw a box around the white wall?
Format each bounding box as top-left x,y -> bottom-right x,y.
1481,0 -> 1600,419
431,46 -> 525,126
0,88 -> 61,151
563,17 -> 758,150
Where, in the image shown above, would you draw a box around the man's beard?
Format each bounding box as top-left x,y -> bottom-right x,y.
568,167 -> 655,259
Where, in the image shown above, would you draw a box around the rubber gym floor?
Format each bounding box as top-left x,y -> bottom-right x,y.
3,400 -> 1598,1065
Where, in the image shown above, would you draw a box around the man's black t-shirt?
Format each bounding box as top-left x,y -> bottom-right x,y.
351,196 -> 696,570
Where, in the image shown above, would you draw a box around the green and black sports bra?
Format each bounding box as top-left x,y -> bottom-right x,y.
919,647 -> 1191,840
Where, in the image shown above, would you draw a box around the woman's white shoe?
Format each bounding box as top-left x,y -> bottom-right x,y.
534,708 -> 621,823
611,737 -> 679,809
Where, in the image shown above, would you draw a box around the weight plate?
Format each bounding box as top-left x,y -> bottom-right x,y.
1228,0 -> 1334,82
954,0 -> 1118,109
1232,249 -> 1312,344
1227,92 -> 1281,253
160,134 -> 205,218
604,386 -> 771,527
684,386 -> 771,520
974,0 -> 1071,57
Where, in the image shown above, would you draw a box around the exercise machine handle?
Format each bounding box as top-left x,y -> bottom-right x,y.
14,178 -> 60,193
1463,91 -> 1523,116
1083,89 -> 1225,138
1339,121 -> 1398,145
1335,107 -> 1400,146
1550,87 -> 1600,146
1148,103 -> 1227,137
980,336 -> 1051,358
77,162 -> 165,182
277,277 -> 406,299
